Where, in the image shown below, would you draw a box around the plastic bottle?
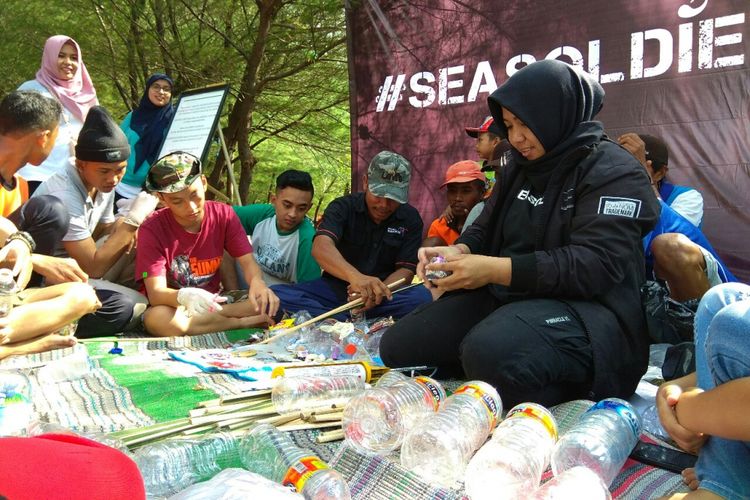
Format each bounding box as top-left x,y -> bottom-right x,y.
342,373 -> 445,454
464,403 -> 559,500
0,269 -> 16,317
170,468 -> 303,499
36,350 -> 92,383
271,374 -> 366,413
0,370 -> 32,436
240,423 -> 351,499
551,398 -> 642,488
400,380 -> 502,488
271,361 -> 373,383
640,404 -> 670,440
530,466 -> 612,500
133,431 -> 240,497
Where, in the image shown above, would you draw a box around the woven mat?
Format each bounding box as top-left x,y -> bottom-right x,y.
0,333 -> 690,499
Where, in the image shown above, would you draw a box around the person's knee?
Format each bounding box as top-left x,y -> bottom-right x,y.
66,283 -> 99,316
22,195 -> 69,234
143,306 -> 186,337
652,233 -> 704,276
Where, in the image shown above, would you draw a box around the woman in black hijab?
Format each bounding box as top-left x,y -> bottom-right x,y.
381,60 -> 660,408
116,73 -> 175,202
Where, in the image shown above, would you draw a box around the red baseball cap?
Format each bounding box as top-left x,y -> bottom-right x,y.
441,160 -> 486,187
465,116 -> 500,138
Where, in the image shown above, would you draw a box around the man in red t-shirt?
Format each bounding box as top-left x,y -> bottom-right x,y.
136,152 -> 278,336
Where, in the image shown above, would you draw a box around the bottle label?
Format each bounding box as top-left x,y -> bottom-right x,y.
414,376 -> 444,410
506,403 -> 558,441
589,399 -> 641,439
282,455 -> 329,493
454,383 -> 500,430
271,362 -> 370,382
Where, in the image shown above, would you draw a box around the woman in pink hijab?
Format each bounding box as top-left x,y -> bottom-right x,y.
17,35 -> 99,189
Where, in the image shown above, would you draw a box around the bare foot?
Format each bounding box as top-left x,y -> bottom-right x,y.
658,488 -> 724,500
683,468 -> 699,490
0,334 -> 77,360
239,314 -> 272,329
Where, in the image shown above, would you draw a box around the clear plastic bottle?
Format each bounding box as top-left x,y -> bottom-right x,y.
530,466 -> 612,500
640,404 -> 669,440
342,374 -> 445,454
551,398 -> 642,487
36,350 -> 92,383
0,268 -> 16,317
272,375 -> 366,413
0,370 -> 32,436
240,423 -> 351,499
400,380 -> 502,488
133,431 -> 240,497
464,403 -> 559,500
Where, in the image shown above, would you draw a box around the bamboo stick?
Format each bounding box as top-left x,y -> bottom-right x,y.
277,421 -> 342,432
190,407 -> 277,426
308,412 -> 343,423
316,429 -> 345,443
259,279 -> 412,345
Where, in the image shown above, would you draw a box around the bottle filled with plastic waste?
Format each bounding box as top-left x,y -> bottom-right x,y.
240,423 -> 351,499
342,372 -> 445,454
272,375 -> 366,413
530,466 -> 612,500
464,402 -> 559,500
133,431 -> 240,497
551,398 -> 642,487
400,380 -> 502,487
0,268 -> 16,317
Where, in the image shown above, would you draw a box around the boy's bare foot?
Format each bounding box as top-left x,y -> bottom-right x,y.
682,468 -> 699,490
0,334 -> 77,360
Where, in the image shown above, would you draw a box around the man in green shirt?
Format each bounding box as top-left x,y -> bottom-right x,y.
223,170 -> 321,288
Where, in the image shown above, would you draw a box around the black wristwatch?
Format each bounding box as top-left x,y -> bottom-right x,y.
6,231 -> 36,252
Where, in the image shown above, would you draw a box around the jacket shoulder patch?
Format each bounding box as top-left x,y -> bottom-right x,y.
598,196 -> 641,218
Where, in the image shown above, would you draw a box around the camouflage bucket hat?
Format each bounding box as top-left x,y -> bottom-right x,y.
367,151 -> 411,204
145,151 -> 202,193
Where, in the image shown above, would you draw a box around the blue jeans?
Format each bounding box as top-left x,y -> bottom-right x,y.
692,282 -> 750,500
271,277 -> 432,321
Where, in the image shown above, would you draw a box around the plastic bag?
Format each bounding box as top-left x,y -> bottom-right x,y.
640,281 -> 697,344
169,468 -> 302,500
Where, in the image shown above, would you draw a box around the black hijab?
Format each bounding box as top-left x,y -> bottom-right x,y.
131,73 -> 175,169
487,60 -> 605,173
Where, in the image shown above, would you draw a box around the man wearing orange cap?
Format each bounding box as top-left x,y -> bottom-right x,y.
423,160 -> 486,247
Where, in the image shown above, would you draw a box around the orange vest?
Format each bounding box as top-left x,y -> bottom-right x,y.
0,176 -> 29,217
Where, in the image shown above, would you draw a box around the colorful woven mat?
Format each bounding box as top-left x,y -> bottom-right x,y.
0,333 -> 691,499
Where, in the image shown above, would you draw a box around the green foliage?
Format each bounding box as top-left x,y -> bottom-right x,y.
0,0 -> 352,211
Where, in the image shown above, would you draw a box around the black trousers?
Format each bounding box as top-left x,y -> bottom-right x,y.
8,196 -> 134,337
380,287 -> 595,408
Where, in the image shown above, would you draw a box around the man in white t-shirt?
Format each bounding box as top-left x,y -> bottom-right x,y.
224,169 -> 321,288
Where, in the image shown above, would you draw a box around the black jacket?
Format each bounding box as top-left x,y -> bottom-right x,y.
458,127 -> 661,399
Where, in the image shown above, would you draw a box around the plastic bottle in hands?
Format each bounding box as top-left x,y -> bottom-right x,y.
133,431 -> 240,497
400,380 -> 502,488
0,268 -> 16,317
530,466 -> 611,500
551,398 -> 642,487
343,371 -> 445,454
272,375 -> 366,413
240,423 -> 351,499
464,403 -> 558,500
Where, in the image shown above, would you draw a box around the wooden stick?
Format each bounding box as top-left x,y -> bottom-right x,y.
277,421 -> 342,432
190,407 -> 277,426
316,428 -> 345,443
308,412 -> 343,423
259,278 -> 413,345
